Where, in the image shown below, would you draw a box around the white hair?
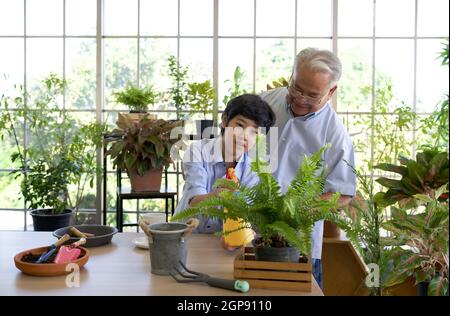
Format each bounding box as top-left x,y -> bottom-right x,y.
293,47 -> 342,86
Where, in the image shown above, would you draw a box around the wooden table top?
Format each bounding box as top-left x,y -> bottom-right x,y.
0,231 -> 323,296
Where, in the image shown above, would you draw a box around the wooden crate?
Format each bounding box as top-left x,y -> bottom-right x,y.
233,247 -> 312,292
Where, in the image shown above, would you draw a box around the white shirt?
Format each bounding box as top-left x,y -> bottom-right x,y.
260,87 -> 357,259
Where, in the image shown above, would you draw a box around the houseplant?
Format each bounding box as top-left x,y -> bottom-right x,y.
380,188 -> 449,296
186,79 -> 217,136
374,149 -> 449,295
105,115 -> 182,192
0,74 -> 105,230
172,145 -> 349,262
113,84 -> 159,124
167,55 -> 189,120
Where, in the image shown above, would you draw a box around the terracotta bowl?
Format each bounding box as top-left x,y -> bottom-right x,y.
14,246 -> 89,276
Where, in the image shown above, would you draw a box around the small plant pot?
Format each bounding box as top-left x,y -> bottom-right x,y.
254,245 -> 301,263
323,220 -> 341,238
116,112 -> 157,126
30,208 -> 74,232
198,119 -> 215,136
129,167 -> 163,192
417,281 -> 429,296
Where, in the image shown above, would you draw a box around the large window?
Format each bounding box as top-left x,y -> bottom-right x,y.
0,0 -> 448,230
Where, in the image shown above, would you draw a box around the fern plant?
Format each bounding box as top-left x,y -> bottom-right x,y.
172,145 -> 349,256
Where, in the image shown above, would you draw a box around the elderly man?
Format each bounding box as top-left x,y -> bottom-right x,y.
260,47 -> 356,289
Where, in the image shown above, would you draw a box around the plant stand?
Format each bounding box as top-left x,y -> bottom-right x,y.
233,247 -> 312,292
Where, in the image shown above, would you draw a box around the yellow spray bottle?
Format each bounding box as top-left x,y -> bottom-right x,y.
223,167 -> 254,247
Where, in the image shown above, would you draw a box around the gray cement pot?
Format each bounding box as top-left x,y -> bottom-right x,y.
139,219 -> 199,276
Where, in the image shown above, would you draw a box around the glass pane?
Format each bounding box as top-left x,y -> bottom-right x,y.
179,38 -> 213,82
0,173 -> 23,209
0,130 -> 24,170
180,0 -> 213,36
255,39 -> 294,93
256,0 -> 295,36
337,39 -> 373,112
0,39 -> 24,91
26,0 -> 63,36
0,0 -> 24,35
418,0 -> 449,37
140,0 -> 178,36
375,40 -> 414,111
376,0 -> 415,37
416,39 -> 449,113
104,39 -> 138,109
66,0 -> 96,36
26,38 -> 63,98
218,39 -> 254,110
66,39 -> 96,109
104,0 -> 138,36
219,0 -> 254,36
297,39 -> 332,51
0,210 -> 25,230
338,0 -> 373,37
140,38 -> 177,93
298,0 -> 332,37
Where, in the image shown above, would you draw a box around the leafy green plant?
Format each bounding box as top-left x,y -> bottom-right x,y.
173,145 -> 348,256
420,38 -> 449,151
186,80 -> 216,117
113,85 -> 159,113
222,66 -> 250,106
167,55 -> 190,119
341,165 -> 386,295
381,186 -> 449,296
374,149 -> 449,208
0,74 -> 106,215
106,115 -> 182,176
266,76 -> 289,90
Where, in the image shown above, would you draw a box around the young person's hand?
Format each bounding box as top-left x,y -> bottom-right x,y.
221,237 -> 241,251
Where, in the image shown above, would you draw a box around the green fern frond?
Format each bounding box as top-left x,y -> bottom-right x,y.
267,221 -> 307,255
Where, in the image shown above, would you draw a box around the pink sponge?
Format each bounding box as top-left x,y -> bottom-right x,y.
54,246 -> 81,264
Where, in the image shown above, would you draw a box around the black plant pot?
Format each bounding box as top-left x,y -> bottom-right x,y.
30,208 -> 74,231
198,119 -> 216,138
417,281 -> 429,296
254,245 -> 300,263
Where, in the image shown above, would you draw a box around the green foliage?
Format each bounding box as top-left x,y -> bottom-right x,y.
222,66 -> 250,106
374,149 -> 449,208
106,116 -> 182,176
0,74 -> 106,214
341,165 -> 386,295
354,79 -> 418,171
381,191 -> 449,296
419,38 -> 449,151
266,77 -> 289,90
173,144 -> 348,256
186,80 -> 216,117
167,55 -> 190,119
113,85 -> 159,113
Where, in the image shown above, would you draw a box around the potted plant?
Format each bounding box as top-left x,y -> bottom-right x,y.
106,115 -> 182,192
380,189 -> 448,296
0,74 -> 105,231
172,145 -> 348,262
186,79 -> 217,136
113,84 -> 159,125
373,149 -> 449,295
167,55 -> 219,137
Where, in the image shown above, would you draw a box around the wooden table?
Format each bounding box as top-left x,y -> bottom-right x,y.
0,232 -> 323,296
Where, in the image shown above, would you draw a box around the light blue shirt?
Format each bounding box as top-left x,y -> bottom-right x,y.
260,87 -> 357,259
174,137 -> 260,233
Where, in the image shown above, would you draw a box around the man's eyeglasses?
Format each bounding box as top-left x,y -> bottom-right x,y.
287,82 -> 329,106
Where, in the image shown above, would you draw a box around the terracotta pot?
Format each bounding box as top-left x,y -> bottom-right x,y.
116,112 -> 157,126
323,220 -> 341,238
14,246 -> 89,276
129,168 -> 163,192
